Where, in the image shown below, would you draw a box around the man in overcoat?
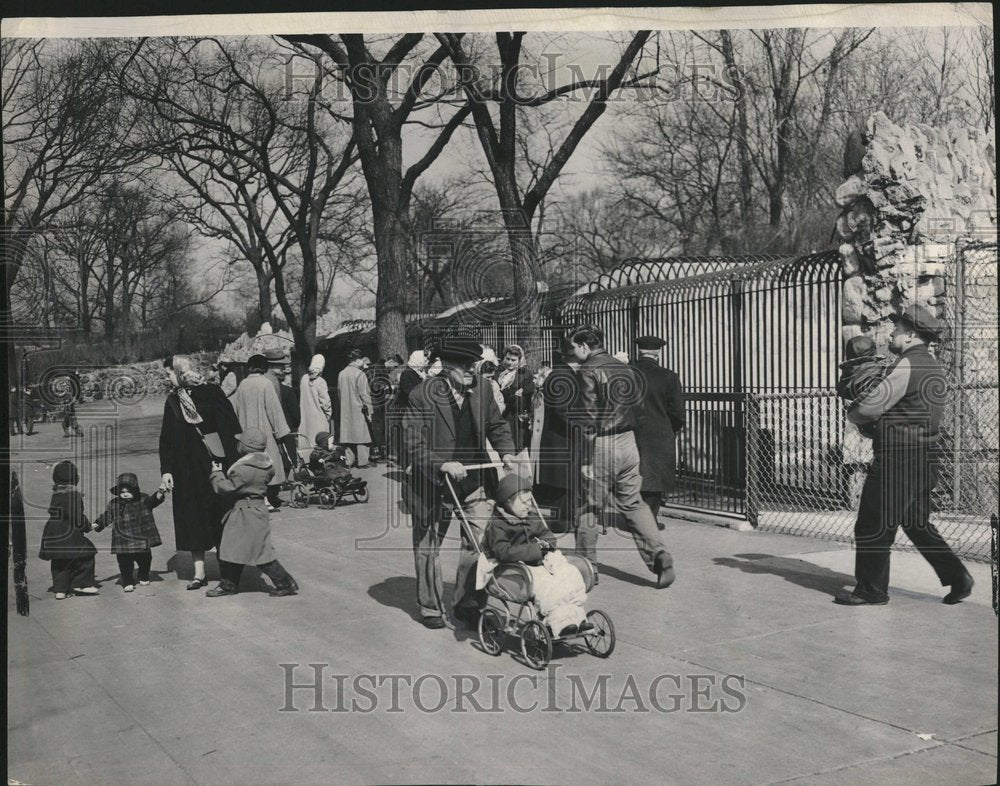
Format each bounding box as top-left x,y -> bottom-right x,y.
402,337 -> 516,629
230,354 -> 291,511
631,335 -> 685,526
338,349 -> 374,468
836,305 -> 973,606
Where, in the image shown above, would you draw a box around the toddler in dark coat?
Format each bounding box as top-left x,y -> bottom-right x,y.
484,474 -> 589,636
38,460 -> 99,599
94,472 -> 165,591
837,334 -> 887,439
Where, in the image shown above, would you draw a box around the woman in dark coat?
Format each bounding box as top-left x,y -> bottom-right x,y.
158,355 -> 242,589
533,350 -> 582,534
497,344 -> 535,454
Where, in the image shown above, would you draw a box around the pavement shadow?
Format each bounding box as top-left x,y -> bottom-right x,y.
165,551 -> 222,582
97,569 -> 170,585
712,553 -> 854,598
368,575 -> 422,623
596,563 -> 654,589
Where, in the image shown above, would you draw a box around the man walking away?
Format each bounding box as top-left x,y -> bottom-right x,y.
631,336 -> 685,528
570,324 -> 675,589
835,305 -> 973,606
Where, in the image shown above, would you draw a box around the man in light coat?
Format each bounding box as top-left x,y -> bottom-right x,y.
230,354 -> 291,511
338,349 -> 374,468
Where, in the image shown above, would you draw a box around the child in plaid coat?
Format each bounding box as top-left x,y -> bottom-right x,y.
94,472 -> 165,591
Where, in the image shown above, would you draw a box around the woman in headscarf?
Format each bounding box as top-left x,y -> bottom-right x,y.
497,343 -> 535,454
299,353 -> 332,461
158,355 -> 242,589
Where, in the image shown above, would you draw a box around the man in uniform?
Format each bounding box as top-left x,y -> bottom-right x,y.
570,324 -> 675,589
631,336 -> 686,529
835,304 -> 974,606
402,337 -> 516,629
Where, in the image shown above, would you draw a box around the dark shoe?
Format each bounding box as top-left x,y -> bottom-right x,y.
355,463 -> 374,469
269,579 -> 299,597
558,624 -> 578,637
186,577 -> 208,590
654,551 -> 675,589
656,521 -> 666,531
422,615 -> 446,629
943,571 -> 974,605
206,582 -> 238,597
834,590 -> 888,606
577,620 -> 595,634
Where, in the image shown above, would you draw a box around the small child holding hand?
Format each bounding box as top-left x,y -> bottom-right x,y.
93,472 -> 164,592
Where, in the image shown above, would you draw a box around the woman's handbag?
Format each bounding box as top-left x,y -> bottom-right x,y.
167,394 -> 225,459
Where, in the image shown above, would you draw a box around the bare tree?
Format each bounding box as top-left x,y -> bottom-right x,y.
117,36 -> 357,363
435,31 -> 656,359
282,33 -> 473,359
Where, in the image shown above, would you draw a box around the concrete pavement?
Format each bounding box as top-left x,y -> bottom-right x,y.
7,397 -> 998,785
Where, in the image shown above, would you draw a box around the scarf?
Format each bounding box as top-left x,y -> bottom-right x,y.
497,366 -> 518,390
171,357 -> 205,425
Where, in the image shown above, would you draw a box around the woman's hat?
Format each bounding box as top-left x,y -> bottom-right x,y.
52,460 -> 79,486
309,354 -> 326,372
111,472 -> 141,496
237,428 -> 267,452
494,472 -> 533,506
264,347 -> 291,365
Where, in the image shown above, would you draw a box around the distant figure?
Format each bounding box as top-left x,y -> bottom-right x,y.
338,349 -> 374,468
218,355 -> 239,397
497,344 -> 534,454
300,354 -> 332,460
631,335 -> 685,526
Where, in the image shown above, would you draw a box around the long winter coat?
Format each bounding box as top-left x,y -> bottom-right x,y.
498,366 -> 535,453
39,486 -> 97,561
535,362 -> 582,491
211,451 -> 277,565
631,356 -> 685,494
159,385 -> 242,551
230,373 -> 291,485
94,492 -> 164,554
337,364 -> 372,444
299,373 -> 332,457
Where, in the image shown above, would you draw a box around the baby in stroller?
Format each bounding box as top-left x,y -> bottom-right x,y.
289,431 -> 369,508
483,473 -> 591,637
306,431 -> 354,488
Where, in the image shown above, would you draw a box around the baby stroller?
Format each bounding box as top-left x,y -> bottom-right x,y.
444,465 -> 615,670
288,437 -> 369,509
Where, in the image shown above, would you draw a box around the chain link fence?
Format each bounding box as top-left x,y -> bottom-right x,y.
745,244 -> 998,563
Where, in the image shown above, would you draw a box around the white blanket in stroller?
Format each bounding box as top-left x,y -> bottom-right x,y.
531,551 -> 587,634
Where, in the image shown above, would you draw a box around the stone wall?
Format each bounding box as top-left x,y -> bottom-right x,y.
834,111 -> 996,352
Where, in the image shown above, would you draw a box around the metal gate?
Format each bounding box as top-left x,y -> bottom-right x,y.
561,253 -> 843,520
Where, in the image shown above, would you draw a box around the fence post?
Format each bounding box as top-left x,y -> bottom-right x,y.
951,244 -> 966,509
745,392 -> 760,528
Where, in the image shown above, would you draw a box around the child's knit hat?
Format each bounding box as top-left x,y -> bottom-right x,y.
494,472 -> 533,507
111,472 -> 141,496
314,431 -> 331,448
52,460 -> 80,486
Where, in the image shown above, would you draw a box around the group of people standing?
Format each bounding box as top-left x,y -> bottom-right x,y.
394,325 -> 687,629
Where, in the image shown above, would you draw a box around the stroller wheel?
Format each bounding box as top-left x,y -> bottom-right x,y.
291,484 -> 310,508
478,609 -> 505,656
353,486 -> 370,503
318,489 -> 337,509
520,620 -> 552,670
583,609 -> 615,658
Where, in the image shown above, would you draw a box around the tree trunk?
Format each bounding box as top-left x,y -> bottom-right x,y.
720,31 -> 754,226
371,197 -> 409,361
256,268 -> 272,325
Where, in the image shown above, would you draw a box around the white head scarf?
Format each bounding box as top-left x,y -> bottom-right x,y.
407,350 -> 427,370
613,351 -> 630,364
308,354 -> 325,374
